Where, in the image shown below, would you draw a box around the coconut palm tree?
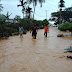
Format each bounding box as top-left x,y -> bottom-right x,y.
14,15 -> 21,21
59,0 -> 65,10
25,6 -> 32,18
5,12 -> 12,24
17,0 -> 27,18
28,0 -> 45,19
6,12 -> 12,19
59,0 -> 65,24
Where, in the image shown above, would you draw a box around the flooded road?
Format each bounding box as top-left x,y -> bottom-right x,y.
0,27 -> 72,72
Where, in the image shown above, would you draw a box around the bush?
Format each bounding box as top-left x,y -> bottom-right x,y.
58,23 -> 72,32
0,18 -> 49,38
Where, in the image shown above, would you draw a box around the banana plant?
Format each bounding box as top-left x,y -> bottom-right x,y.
17,0 -> 27,18
5,12 -> 12,24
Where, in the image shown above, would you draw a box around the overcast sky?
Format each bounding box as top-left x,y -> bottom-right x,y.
1,0 -> 72,20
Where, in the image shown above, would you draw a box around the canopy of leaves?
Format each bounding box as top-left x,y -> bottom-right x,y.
28,0 -> 45,7
0,18 -> 49,38
14,15 -> 21,21
59,0 -> 65,8
50,7 -> 72,23
58,23 -> 72,32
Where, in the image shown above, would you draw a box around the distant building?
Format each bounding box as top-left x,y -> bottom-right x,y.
5,19 -> 19,24
69,18 -> 72,22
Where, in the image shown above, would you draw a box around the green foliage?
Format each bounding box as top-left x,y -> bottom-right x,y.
51,12 -> 60,18
58,23 -> 72,32
14,15 -> 21,21
59,0 -> 65,9
0,18 -> 49,38
50,7 -> 72,23
42,19 -> 49,25
28,0 -> 45,7
20,18 -> 49,30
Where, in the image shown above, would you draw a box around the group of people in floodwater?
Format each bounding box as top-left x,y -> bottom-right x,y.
19,24 -> 49,39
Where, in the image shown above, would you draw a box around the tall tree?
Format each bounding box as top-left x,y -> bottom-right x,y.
5,12 -> 12,19
50,7 -> 72,25
17,0 -> 27,18
25,6 -> 32,18
59,0 -> 65,10
14,15 -> 21,21
5,12 -> 12,24
59,0 -> 65,24
28,0 -> 45,19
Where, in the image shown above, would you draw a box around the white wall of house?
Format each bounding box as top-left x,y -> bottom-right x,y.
5,19 -> 19,23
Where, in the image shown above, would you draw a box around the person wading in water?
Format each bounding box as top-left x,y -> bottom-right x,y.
44,25 -> 49,37
19,25 -> 23,38
32,24 -> 37,39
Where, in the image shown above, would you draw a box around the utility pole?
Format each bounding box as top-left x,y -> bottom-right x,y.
46,10 -> 47,19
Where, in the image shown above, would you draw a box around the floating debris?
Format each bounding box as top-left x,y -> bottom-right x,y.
57,34 -> 64,37
57,34 -> 72,37
67,56 -> 72,59
65,46 -> 72,52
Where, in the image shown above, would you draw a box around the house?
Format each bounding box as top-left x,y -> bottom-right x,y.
69,18 -> 72,22
5,19 -> 19,24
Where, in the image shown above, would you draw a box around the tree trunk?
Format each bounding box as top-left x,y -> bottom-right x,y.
23,11 -> 24,18
59,9 -> 62,24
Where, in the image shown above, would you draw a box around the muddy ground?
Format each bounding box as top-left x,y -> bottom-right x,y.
0,27 -> 72,72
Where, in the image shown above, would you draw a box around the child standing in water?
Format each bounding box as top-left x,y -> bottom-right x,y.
19,25 -> 23,38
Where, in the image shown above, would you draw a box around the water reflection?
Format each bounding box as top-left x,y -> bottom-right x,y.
32,38 -> 37,45
20,37 -> 23,42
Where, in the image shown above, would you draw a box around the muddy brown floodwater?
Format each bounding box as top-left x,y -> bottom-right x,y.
0,27 -> 72,72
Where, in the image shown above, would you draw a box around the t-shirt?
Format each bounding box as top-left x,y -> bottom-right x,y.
44,26 -> 49,32
19,27 -> 23,33
32,26 -> 37,32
